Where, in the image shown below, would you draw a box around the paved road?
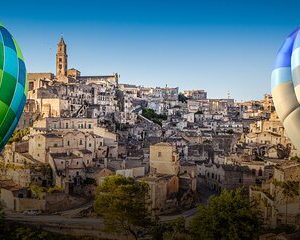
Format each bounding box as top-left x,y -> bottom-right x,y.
58,201 -> 93,217
6,209 -> 198,239
6,201 -> 201,226
6,213 -> 103,227
159,207 -> 198,222
6,213 -> 128,239
7,206 -> 196,225
5,184 -> 217,238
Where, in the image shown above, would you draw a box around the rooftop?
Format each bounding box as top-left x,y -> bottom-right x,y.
50,152 -> 80,160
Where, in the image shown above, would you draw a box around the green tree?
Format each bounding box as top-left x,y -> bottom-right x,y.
0,208 -> 91,240
30,184 -> 46,199
290,155 -> 300,162
178,93 -> 188,103
141,108 -> 167,126
226,129 -> 234,134
280,181 -> 300,225
8,128 -> 30,144
195,110 -> 203,114
14,227 -> 50,240
150,217 -> 190,240
189,189 -> 261,240
203,139 -> 212,144
94,175 -> 151,240
149,218 -> 166,240
164,217 -> 190,240
0,203 -> 4,232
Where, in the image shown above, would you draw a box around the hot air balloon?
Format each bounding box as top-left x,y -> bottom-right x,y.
272,27 -> 300,150
0,24 -> 27,151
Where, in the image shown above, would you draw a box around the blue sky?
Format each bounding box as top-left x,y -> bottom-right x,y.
2,0 -> 300,100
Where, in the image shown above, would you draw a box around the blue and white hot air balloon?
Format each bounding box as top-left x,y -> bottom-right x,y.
272,27 -> 300,149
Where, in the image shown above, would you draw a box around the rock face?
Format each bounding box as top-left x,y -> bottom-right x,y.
0,24 -> 27,150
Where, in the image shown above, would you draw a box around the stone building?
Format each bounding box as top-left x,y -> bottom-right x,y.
49,152 -> 86,188
150,142 -> 180,175
29,133 -> 63,164
250,161 -> 300,228
26,37 -> 120,121
140,174 -> 179,214
33,117 -> 97,132
183,90 -> 207,100
198,162 -> 256,192
28,130 -> 106,163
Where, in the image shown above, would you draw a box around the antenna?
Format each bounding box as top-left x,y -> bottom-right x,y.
227,91 -> 231,99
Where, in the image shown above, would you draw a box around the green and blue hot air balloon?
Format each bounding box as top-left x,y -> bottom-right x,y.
0,24 -> 27,151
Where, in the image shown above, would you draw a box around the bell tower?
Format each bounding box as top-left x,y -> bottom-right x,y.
56,37 -> 68,78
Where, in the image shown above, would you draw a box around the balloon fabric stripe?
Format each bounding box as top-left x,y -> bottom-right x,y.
0,25 -> 27,151
272,27 -> 300,149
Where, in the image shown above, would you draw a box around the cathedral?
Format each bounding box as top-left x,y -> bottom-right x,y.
26,37 -> 120,119
53,36 -> 119,85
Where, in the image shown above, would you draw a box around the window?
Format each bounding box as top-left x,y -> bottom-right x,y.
79,139 -> 83,145
158,152 -> 162,157
67,141 -> 70,146
29,82 -> 34,91
88,124 -> 92,129
18,193 -> 24,198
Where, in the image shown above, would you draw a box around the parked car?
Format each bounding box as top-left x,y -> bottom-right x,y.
23,210 -> 41,215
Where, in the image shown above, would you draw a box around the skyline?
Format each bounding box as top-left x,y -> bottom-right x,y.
2,0 -> 300,100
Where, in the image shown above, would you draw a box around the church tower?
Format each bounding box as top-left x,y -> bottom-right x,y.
56,37 -> 68,78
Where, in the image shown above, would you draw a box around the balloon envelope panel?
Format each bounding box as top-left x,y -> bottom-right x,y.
272,27 -> 300,150
0,25 -> 27,151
